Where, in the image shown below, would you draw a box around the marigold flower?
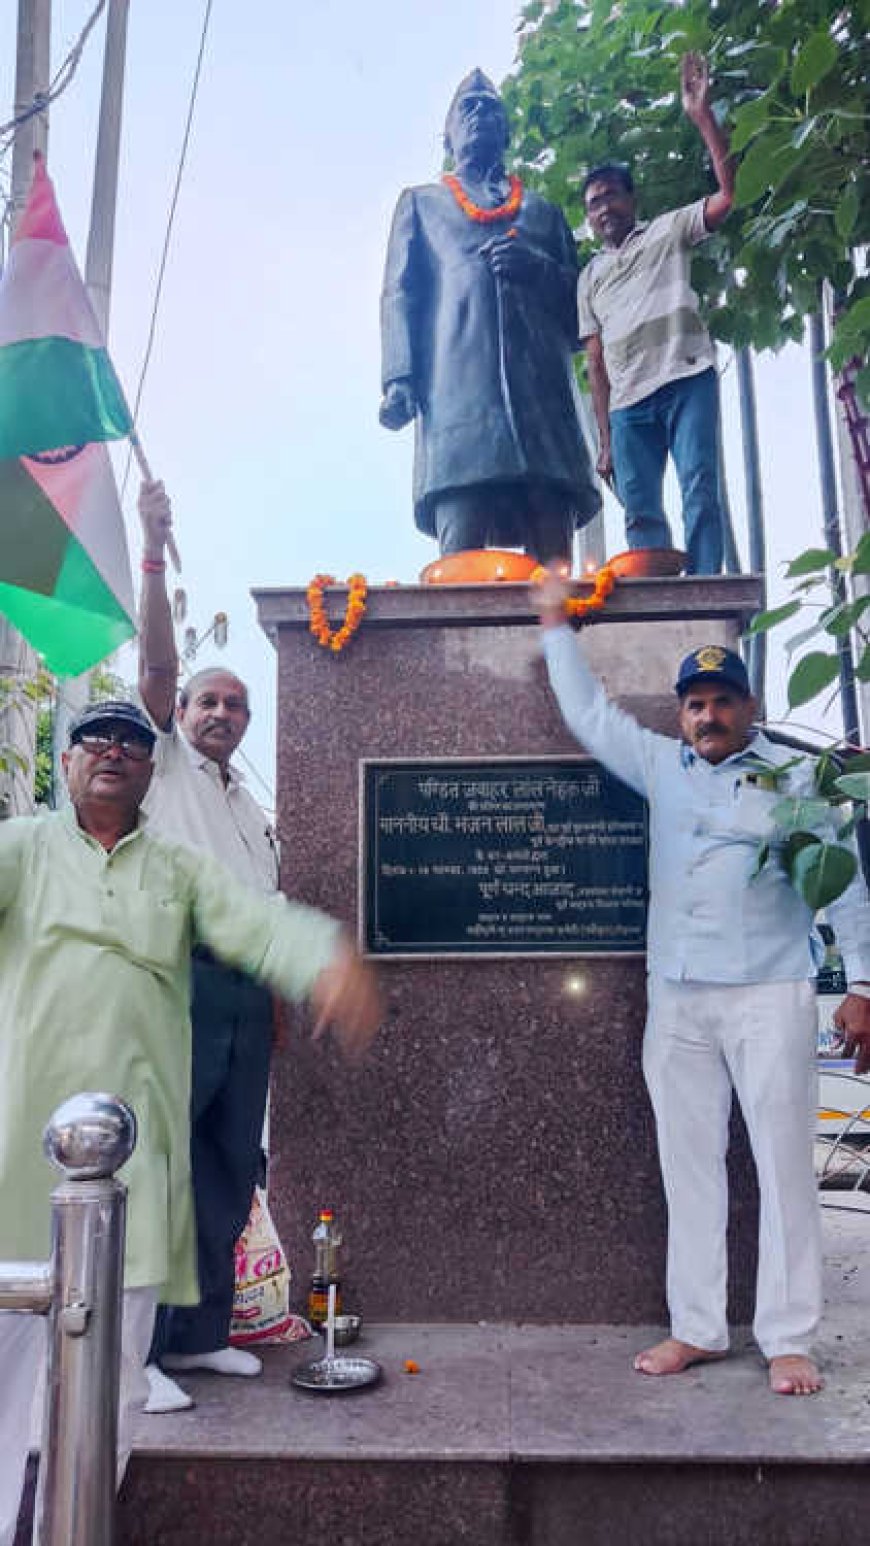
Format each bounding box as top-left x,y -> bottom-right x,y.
531,563 -> 617,620
307,574 -> 368,654
442,173 -> 523,224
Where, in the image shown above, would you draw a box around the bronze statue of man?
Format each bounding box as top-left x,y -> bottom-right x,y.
379,68 -> 600,564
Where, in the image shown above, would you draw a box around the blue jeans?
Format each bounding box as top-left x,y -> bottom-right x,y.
609,368 -> 724,575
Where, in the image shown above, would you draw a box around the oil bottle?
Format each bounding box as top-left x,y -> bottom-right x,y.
307,1206 -> 343,1327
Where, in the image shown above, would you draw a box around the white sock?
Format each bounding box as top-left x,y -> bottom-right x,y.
161,1347 -> 262,1378
144,1364 -> 194,1414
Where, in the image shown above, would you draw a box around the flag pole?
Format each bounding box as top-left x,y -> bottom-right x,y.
130,434 -> 182,573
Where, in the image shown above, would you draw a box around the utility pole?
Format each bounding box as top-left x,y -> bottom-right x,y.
54,0 -> 131,779
0,0 -> 51,816
84,0 -> 129,339
810,307 -> 861,745
737,348 -> 766,707
826,285 -> 870,743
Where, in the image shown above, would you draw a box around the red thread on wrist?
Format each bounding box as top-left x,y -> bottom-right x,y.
141,558 -> 167,573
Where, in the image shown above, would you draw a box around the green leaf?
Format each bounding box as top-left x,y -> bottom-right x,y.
750,839 -> 771,880
734,129 -> 795,207
846,297 -> 870,336
785,621 -> 826,659
790,117 -> 818,150
856,647 -> 870,684
745,599 -> 802,635
783,830 -> 822,867
787,651 -> 840,710
815,750 -> 847,798
730,91 -> 774,154
835,772 -> 870,804
790,30 -> 839,97
771,795 -> 831,832
835,184 -> 861,242
822,596 -> 870,637
786,548 -> 836,576
853,532 -> 870,576
790,841 -> 857,910
856,368 -> 870,412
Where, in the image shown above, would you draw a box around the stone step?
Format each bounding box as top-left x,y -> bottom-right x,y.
117,1300 -> 870,1546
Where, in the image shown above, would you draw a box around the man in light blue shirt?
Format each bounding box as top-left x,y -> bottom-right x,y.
539,578 -> 870,1396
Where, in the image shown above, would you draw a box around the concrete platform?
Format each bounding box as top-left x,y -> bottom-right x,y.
110,1205 -> 870,1546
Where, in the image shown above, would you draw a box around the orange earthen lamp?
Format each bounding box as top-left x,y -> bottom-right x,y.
419,549 -> 542,584
606,548 -> 685,579
420,547 -> 685,584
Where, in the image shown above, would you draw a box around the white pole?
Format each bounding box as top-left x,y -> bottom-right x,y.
84,0 -> 129,339
10,0 -> 51,214
1,0 -> 51,817
53,0 -> 133,783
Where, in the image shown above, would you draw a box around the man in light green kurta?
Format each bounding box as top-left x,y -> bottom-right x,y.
0,699 -> 381,1546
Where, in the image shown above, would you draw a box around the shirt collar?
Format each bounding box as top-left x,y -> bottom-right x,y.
616,221 -> 647,250
61,801 -> 148,852
680,730 -> 765,771
177,724 -> 243,788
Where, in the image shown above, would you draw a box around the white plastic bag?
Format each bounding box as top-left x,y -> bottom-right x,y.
230,1189 -> 311,1346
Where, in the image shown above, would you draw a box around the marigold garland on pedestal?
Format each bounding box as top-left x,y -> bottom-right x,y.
441,172 -> 523,224
531,562 -> 616,619
306,573 -> 367,653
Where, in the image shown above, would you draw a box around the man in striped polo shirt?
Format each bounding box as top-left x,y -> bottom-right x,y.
577,53 -> 735,575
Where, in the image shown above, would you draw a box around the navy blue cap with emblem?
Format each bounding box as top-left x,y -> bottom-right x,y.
68,698 -> 156,749
674,646 -> 750,699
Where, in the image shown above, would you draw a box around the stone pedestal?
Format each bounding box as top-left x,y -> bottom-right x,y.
254,576 -> 762,1323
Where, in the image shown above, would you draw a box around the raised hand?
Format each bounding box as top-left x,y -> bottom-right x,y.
535,565 -> 573,630
680,51 -> 711,123
137,480 -> 173,559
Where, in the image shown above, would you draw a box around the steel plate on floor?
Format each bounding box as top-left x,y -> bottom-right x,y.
291,1355 -> 382,1393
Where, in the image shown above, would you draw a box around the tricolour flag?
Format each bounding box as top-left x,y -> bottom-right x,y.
0,154 -> 135,675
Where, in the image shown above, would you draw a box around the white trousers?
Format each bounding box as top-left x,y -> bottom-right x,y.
643,977 -> 821,1360
0,1287 -> 156,1546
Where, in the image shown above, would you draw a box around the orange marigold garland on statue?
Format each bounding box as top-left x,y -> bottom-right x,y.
441,173 -> 523,224
531,562 -> 616,620
306,573 -> 368,653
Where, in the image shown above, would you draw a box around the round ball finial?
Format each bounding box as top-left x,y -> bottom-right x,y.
43,1093 -> 137,1179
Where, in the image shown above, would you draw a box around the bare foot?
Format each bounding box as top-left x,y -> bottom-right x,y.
634,1338 -> 727,1377
768,1355 -> 823,1396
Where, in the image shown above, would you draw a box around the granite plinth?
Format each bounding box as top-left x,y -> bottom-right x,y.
253,577 -> 764,1323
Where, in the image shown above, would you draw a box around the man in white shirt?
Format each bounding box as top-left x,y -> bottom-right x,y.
137,482 -> 287,1411
538,573 -> 870,1395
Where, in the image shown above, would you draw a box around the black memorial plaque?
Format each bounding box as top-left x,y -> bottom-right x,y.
360,758 -> 648,957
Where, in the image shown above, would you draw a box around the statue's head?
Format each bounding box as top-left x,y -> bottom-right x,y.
444,68 -> 509,167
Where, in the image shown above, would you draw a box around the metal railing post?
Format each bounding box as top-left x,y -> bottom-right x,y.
10,1092 -> 136,1546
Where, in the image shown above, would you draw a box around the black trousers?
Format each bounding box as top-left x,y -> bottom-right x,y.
150,955 -> 273,1358
433,481 -> 574,564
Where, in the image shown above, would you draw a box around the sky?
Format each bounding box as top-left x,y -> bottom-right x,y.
0,0 -> 856,805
